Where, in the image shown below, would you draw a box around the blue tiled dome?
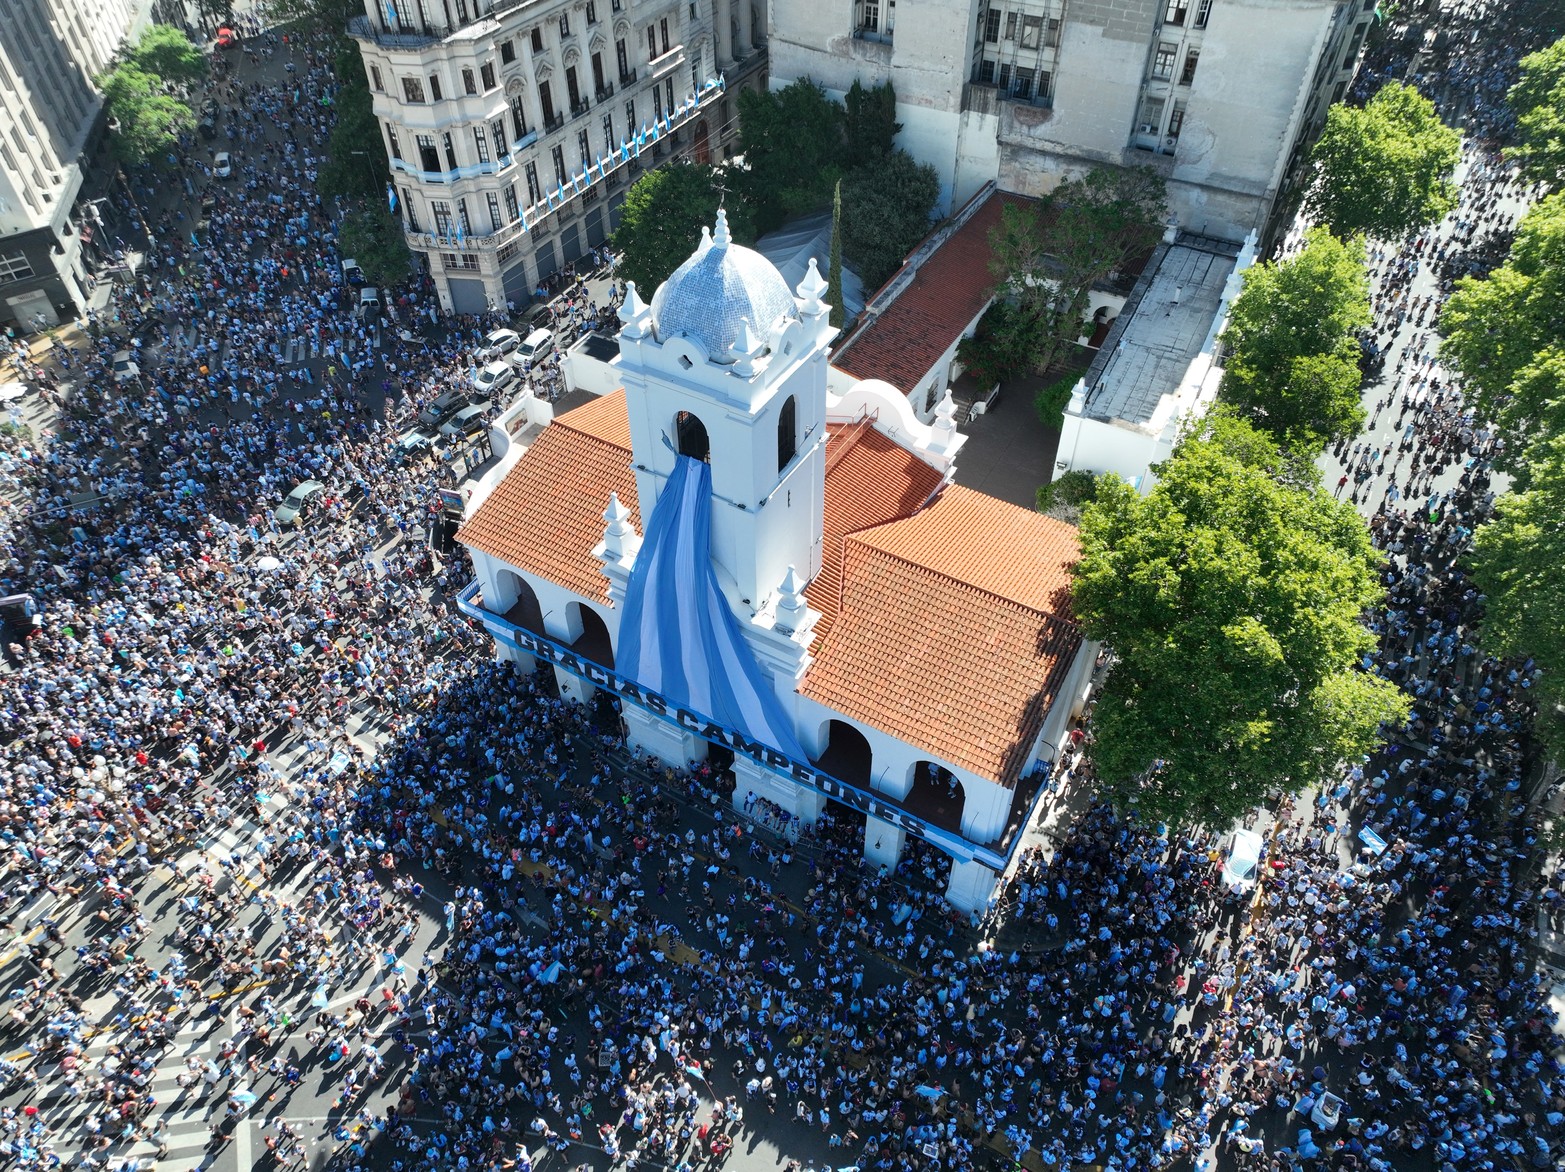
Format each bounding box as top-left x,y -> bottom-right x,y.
651,211 -> 796,364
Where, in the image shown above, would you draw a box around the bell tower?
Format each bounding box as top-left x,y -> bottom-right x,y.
615,211 -> 836,612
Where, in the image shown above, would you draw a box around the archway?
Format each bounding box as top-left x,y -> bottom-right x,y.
676,410 -> 710,461
693,118 -> 710,164
568,601 -> 615,669
813,719 -> 873,790
906,761 -> 966,836
499,570 -> 545,636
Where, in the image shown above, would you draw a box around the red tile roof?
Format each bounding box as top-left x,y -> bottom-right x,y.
833,191 -> 1034,394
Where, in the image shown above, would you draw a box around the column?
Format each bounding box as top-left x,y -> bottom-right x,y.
864,816 -> 905,872
731,756 -> 825,828
736,0 -> 752,57
554,666 -> 596,708
945,858 -> 1000,916
715,0 -> 733,66
623,704 -> 709,768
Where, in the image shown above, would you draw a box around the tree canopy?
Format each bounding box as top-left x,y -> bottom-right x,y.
839,149 -> 938,290
100,67 -> 196,167
1438,192 -> 1565,461
737,80 -> 846,233
335,201 -> 412,288
264,0 -> 363,37
1220,227 -> 1371,450
1070,411 -> 1408,830
125,24 -> 207,86
318,53 -> 388,201
1305,82 -> 1461,241
1471,431 -> 1565,759
988,166 -> 1167,384
612,162 -> 756,294
1508,36 -> 1565,188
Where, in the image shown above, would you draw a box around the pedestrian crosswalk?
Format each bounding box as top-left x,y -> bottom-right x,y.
166,324 -> 383,369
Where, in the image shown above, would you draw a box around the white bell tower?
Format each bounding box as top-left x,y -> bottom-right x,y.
615,211 -> 836,612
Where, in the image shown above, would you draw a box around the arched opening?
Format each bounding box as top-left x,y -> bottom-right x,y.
568,602 -> 615,669
499,571 -> 546,636
694,118 -> 710,164
907,760 -> 966,836
813,719 -> 873,790
676,410 -> 710,461
776,394 -> 797,473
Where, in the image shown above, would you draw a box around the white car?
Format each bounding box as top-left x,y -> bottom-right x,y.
1221,828 -> 1264,896
111,350 -> 140,384
479,328 -> 521,360
214,152 -> 233,178
472,361 -> 515,397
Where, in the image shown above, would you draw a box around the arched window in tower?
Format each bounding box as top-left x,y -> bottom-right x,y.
675,410 -> 710,462
776,395 -> 797,473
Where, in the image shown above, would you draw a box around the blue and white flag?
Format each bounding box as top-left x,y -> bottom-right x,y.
387,184 -> 398,213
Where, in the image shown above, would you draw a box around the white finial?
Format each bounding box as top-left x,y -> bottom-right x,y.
1067,378 -> 1087,414
779,564 -> 804,598
603,491 -> 631,532
713,208 -> 731,249
618,280 -> 650,338
600,491 -> 640,560
728,316 -> 763,375
797,256 -> 828,315
775,564 -> 808,635
934,389 -> 957,431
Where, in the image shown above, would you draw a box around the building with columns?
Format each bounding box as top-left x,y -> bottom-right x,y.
456,212 -> 1094,913
769,0 -> 1372,244
349,0 -> 767,314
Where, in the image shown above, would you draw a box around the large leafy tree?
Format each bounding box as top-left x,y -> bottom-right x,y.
99,67 -> 195,167
336,201 -> 413,288
1508,36 -> 1565,188
1071,411 -> 1408,830
990,165 -> 1167,379
737,79 -> 844,232
1220,227 -> 1371,450
1305,82 -> 1460,241
1471,432 -> 1565,759
265,0 -> 364,36
843,79 -> 900,163
613,162 -> 756,293
1439,193 -> 1565,459
126,24 -> 207,86
840,149 -> 938,290
319,60 -> 388,201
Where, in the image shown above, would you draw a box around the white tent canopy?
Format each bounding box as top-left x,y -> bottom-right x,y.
753,210 -> 864,323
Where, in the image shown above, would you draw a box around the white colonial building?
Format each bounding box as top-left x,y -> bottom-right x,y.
769,0 -> 1374,243
350,0 -> 767,314
457,213 -> 1095,912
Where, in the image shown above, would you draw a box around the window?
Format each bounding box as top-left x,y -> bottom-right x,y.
1195,0 -> 1212,27
567,66 -> 582,110
487,191 -> 503,232
511,95 -> 530,142
504,183 -> 520,222
592,52 -> 606,94
402,76 -> 425,103
1180,48 -> 1199,84
676,412 -> 710,461
660,18 -> 670,54
1153,41 -> 1176,80
983,8 -> 1001,43
474,126 -> 491,163
501,39 -> 516,64
417,133 -> 440,171
402,189 -> 419,230
531,27 -> 544,52
457,198 -> 472,233
481,61 -> 496,90
977,58 -> 995,84
1045,17 -> 1060,46
525,161 -> 542,204
432,200 -> 453,235
860,0 -> 882,33
463,68 -> 477,95
1164,0 -> 1187,24
1167,102 -> 1186,140
1014,67 -> 1033,100
1138,96 -> 1165,135
386,124 -> 403,160
578,129 -> 591,168
647,26 -> 657,59
665,77 -> 674,114
429,73 -> 443,101
0,252 -> 34,284
444,131 -> 458,169
1020,14 -> 1041,48
369,64 -> 384,91
1038,70 -> 1052,102
625,98 -> 637,133
998,62 -> 1012,91
654,84 -> 662,119
613,0 -> 621,10
1003,11 -> 1016,39
587,0 -> 597,21
540,81 -> 556,124
617,38 -> 630,79
552,144 -> 566,186
603,112 -> 614,148
777,396 -> 797,472
493,118 -> 508,157
559,13 -> 570,37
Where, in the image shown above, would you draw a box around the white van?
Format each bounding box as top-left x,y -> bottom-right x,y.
511,327 -> 554,368
357,287 -> 381,318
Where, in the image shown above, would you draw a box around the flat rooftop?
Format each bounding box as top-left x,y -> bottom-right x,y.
1082,236 -> 1240,428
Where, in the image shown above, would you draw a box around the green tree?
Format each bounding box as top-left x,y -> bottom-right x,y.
265,0 -> 363,36
1221,227 -> 1371,450
99,67 -> 195,167
828,179 -> 845,330
1439,193 -> 1565,459
319,66 -> 388,201
1471,432 -> 1565,759
843,79 -> 900,162
737,79 -> 844,232
1508,36 -> 1565,188
126,24 -> 207,86
613,162 -> 756,293
336,200 -> 412,288
957,301 -> 1049,389
1071,411 -> 1408,829
990,166 -> 1167,376
839,149 -> 938,290
1305,82 -> 1460,240
1035,468 -> 1099,523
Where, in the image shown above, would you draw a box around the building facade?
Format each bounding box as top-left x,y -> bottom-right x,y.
770,0 -> 1372,243
350,0 -> 768,314
456,215 -> 1094,912
0,0 -> 162,330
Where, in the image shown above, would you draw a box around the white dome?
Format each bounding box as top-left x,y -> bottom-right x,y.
650,210 -> 797,364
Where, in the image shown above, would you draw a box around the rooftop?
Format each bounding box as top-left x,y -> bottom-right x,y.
1081,237 -> 1240,428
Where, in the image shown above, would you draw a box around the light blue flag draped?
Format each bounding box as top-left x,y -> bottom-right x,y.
387,184 -> 397,213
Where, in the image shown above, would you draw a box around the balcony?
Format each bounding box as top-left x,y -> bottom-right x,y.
347,13 -> 438,49
619,69 -> 637,86
543,112 -> 566,134
649,44 -> 685,79
595,82 -> 615,101
570,97 -> 592,119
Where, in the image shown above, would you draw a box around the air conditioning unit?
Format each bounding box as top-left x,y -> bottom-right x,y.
1164,136 -> 1179,147
1137,123 -> 1157,134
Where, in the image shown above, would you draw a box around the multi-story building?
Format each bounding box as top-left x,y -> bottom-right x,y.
0,0 -> 164,330
350,0 -> 768,314
770,0 -> 1373,244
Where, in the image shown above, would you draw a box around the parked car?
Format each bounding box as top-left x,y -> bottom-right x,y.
516,327 -> 554,365
214,152 -> 233,179
357,286 -> 381,319
273,480 -> 326,526
417,389 -> 469,428
340,258 -> 365,285
1221,828 -> 1264,896
472,361 -> 515,397
439,402 -> 491,439
479,328 -> 520,360
394,426 -> 438,454
111,350 -> 140,384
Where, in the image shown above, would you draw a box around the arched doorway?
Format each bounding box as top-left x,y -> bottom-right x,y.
907,761 -> 966,836
676,410 -> 710,461
814,719 -> 872,789
568,601 -> 615,669
499,571 -> 546,636
693,118 -> 710,164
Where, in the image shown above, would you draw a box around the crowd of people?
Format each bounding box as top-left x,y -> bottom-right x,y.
0,3 -> 1560,1172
